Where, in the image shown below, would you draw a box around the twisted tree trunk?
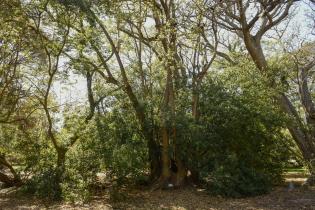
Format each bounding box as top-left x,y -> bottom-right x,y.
0,155 -> 22,187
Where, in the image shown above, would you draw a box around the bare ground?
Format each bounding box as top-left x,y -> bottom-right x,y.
1,173 -> 315,210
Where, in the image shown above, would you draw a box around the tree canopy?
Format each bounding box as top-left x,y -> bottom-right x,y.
0,0 -> 314,202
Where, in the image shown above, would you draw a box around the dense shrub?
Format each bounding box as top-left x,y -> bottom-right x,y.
93,107 -> 148,183
177,76 -> 290,197
22,167 -> 62,200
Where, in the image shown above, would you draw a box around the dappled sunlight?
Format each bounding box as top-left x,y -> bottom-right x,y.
1,0 -> 315,209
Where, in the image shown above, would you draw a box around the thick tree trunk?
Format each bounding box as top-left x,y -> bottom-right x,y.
154,67 -> 173,188
149,0 -> 189,189
160,126 -> 171,183
0,155 -> 22,188
147,133 -> 161,182
0,171 -> 22,188
55,148 -> 66,187
189,168 -> 201,184
153,62 -> 188,189
243,33 -> 268,71
172,158 -> 187,187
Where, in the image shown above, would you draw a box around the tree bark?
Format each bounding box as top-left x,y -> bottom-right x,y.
147,134 -> 161,182
0,171 -> 21,187
160,126 -> 171,183
0,155 -> 22,187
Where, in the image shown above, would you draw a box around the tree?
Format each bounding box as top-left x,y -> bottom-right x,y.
0,0 -> 311,200
0,0 -> 35,187
54,0 -> 223,187
209,0 -> 315,185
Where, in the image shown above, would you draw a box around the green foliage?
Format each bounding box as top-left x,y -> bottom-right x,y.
176,69 -> 290,197
93,105 -> 148,183
22,167 -> 62,200
1,0 -> 306,203
19,139 -> 62,200
60,119 -> 100,202
61,166 -> 93,203
209,159 -> 272,197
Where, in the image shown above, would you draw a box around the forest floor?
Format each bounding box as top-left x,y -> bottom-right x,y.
1,172 -> 315,210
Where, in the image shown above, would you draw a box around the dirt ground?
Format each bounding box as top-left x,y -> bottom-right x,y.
1,173 -> 315,210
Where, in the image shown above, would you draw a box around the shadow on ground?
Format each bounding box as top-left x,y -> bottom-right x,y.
1,173 -> 314,210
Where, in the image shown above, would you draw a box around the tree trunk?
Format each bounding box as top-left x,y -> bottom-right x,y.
147,133 -> 161,182
0,155 -> 22,188
55,148 -> 67,187
160,126 -> 171,184
0,171 -> 22,188
172,157 -> 187,187
278,94 -> 315,157
189,168 -> 201,184
154,67 -> 188,189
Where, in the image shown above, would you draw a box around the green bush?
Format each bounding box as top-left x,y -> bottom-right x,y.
207,156 -> 273,197
177,77 -> 289,197
93,108 -> 148,183
61,168 -> 92,203
22,166 -> 62,200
